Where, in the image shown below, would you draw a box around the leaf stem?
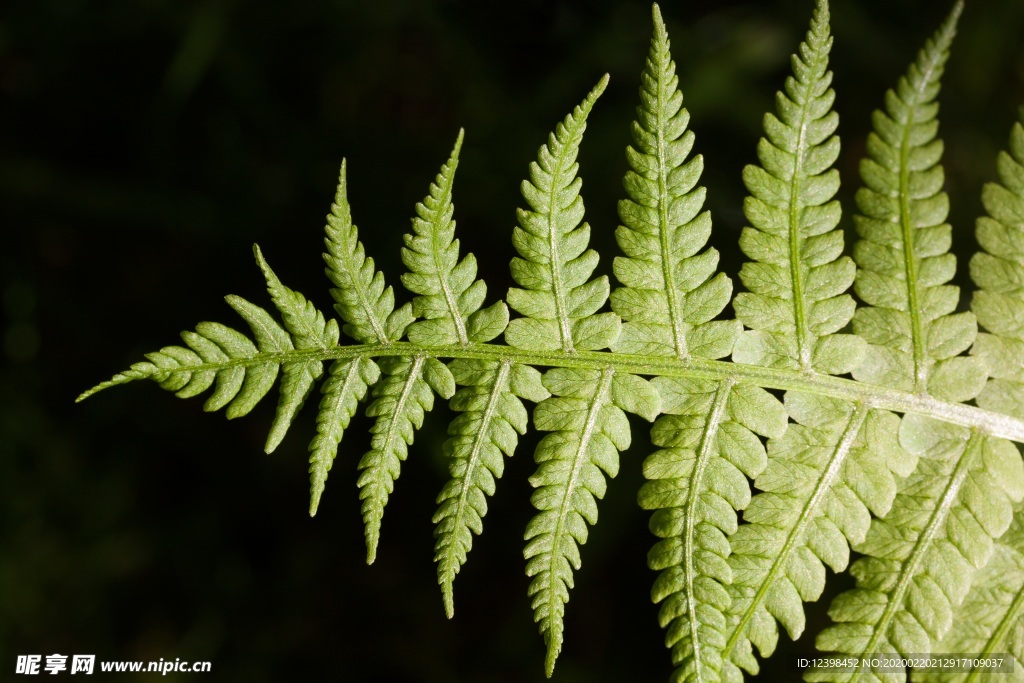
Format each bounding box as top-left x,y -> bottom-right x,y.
82,341 -> 1024,443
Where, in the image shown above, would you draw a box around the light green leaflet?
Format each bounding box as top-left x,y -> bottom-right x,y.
914,513 -> 1024,683
732,0 -> 861,376
809,5 -> 1024,683
719,5 -> 920,681
911,105 -> 1024,683
849,1 -> 984,402
618,8 -> 788,682
507,75 -> 663,675
77,1 -> 1024,681
971,111 -> 1024,419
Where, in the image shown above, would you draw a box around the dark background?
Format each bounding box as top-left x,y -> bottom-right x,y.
3,0 -> 1023,681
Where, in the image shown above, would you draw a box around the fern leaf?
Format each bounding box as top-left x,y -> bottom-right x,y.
254,246 -> 341,452
304,159 -> 423,525
726,395 -> 915,678
77,293 -> 283,404
732,0 -> 862,375
220,295 -> 292,417
911,107 -> 1024,683
808,416 -> 1024,682
611,4 -> 740,361
432,359 -> 549,618
641,376 -> 786,683
324,159 -> 414,345
504,74 -> 622,353
616,8 -> 785,682
806,10 -> 1024,680
913,512 -> 1024,682
509,78 -> 663,674
78,251 -> 339,458
970,110 -> 1024,419
394,134 -> 521,609
76,6 -> 1024,681
850,0 -> 985,402
308,357 -> 380,516
357,356 -> 454,564
525,366 -> 660,677
401,129 -> 510,346
702,4 -> 911,675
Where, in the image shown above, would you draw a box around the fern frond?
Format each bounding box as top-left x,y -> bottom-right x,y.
641,376 -> 786,683
809,416 -> 1024,682
401,129 -> 510,346
308,357 -> 380,516
850,0 -> 985,402
525,366 -> 660,677
75,5 -> 1024,681
806,9 -> 1024,680
732,0 -> 862,375
400,133 -> 521,606
616,8 -> 783,682
726,395 -> 915,678
324,159 -> 414,345
504,74 -> 622,354
308,161 -> 422,528
507,76 -> 663,674
700,4 -> 913,675
970,110 -> 1024,419
911,106 -> 1024,683
254,246 -> 342,452
432,359 -> 549,617
78,250 -> 340,456
358,356 -> 454,564
915,512 -> 1024,682
611,4 -> 739,361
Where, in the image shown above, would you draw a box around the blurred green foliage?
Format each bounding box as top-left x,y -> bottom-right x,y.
1,1 -> 1022,680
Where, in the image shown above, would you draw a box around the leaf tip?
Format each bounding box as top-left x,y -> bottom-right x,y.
442,583 -> 455,619
943,0 -> 965,37
309,481 -> 323,517
365,523 -> 379,565
544,643 -> 560,678
76,371 -> 148,403
650,2 -> 664,28
252,243 -> 275,282
264,428 -> 284,454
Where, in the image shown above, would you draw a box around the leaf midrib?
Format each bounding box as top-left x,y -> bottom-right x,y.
896,33 -> 948,394
426,154 -> 469,346
363,356 -> 426,563
86,340 -> 1024,442
858,430 -> 981,663
650,36 -> 687,359
785,48 -> 824,372
683,379 -> 732,681
965,567 -> 1024,683
439,359 -> 511,609
723,401 -> 869,662
543,366 -> 614,674
546,131 -> 577,354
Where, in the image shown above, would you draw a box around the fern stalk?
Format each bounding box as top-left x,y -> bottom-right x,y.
79,339 -> 1024,443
